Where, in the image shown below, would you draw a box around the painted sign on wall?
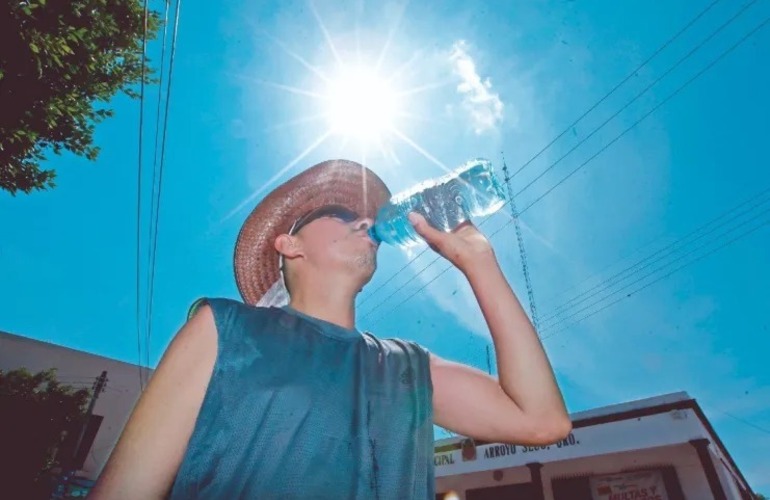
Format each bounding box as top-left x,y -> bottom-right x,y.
589,470 -> 668,500
434,410 -> 707,477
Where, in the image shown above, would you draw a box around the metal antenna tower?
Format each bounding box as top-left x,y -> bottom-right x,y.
501,153 -> 541,332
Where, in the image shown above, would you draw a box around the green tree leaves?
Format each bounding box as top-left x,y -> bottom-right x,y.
0,368 -> 91,496
0,0 -> 160,195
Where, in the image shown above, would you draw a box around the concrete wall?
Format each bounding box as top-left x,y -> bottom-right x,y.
437,463 -> 532,498
434,410 -> 710,478
436,443 -> 731,500
0,332 -> 150,480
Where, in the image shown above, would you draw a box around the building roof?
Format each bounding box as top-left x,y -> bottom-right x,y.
568,391 -> 690,422
433,391 -> 753,495
0,330 -> 151,372
434,391 -> 691,449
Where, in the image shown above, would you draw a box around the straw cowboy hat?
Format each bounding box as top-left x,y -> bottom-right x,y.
233,159 -> 391,305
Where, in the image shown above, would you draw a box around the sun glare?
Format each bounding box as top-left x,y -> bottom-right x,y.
224,11 -> 459,222
325,68 -> 400,143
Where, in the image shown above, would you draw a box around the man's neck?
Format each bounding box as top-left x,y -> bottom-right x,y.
288,289 -> 357,330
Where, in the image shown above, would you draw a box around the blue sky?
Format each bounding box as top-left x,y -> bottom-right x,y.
2,0 -> 769,492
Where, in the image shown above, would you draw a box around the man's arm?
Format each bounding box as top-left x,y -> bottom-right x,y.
409,213 -> 571,445
89,305 -> 217,499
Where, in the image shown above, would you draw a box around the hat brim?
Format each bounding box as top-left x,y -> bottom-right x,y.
234,159 -> 391,305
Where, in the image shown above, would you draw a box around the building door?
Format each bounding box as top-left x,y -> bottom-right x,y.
551,476 -> 592,500
466,482 -> 537,500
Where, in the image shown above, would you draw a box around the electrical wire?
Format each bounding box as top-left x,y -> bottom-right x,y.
135,0 -> 150,390
366,8 -> 770,324
145,0 -> 171,385
711,408 -> 770,436
540,205 -> 770,331
539,217 -> 770,340
539,230 -> 675,308
357,246 -> 431,308
145,0 -> 182,381
365,261 -> 454,327
365,204 -> 544,326
360,254 -> 442,320
355,0 -> 748,313
541,188 -> 770,324
475,177 -> 768,338
508,0 -> 725,180
514,15 -> 770,219
503,158 -> 541,330
511,0 -> 760,201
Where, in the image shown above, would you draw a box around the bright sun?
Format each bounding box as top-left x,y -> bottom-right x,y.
225,14 -> 457,220
324,68 -> 400,144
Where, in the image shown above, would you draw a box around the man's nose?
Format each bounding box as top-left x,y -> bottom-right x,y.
354,218 -> 374,232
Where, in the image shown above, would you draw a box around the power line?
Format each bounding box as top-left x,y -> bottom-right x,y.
541,205 -> 770,331
146,0 -> 182,380
541,188 -> 770,324
366,261 -> 454,327
540,217 -> 770,340
512,0 -> 759,201
145,0 -> 171,382
358,246 -> 431,308
57,380 -> 124,393
539,229 -> 674,309
361,215 -> 512,317
360,253 -> 442,320
135,0 -> 150,391
514,14 -> 770,219
357,0 -> 745,314
711,408 -> 770,436
503,155 -> 541,331
508,0 -> 725,180
367,8 -> 769,325
365,210 -> 540,323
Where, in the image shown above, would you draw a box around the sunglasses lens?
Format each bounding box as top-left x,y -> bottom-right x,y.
291,205 -> 360,234
330,207 -> 359,222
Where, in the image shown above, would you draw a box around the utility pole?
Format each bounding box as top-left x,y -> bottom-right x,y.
52,370 -> 108,499
501,154 -> 541,333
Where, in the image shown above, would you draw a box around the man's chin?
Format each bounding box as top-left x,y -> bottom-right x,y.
358,268 -> 376,290
353,253 -> 377,281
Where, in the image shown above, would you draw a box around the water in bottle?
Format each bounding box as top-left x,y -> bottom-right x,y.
369,158 -> 507,248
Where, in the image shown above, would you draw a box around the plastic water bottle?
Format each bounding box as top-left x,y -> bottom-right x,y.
369,158 -> 506,248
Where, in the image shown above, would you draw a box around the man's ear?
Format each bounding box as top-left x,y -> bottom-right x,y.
275,234 -> 303,259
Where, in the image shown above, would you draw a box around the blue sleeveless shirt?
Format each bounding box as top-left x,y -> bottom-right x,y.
169,298 -> 435,499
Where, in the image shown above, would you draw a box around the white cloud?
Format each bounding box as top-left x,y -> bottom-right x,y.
449,40 -> 505,135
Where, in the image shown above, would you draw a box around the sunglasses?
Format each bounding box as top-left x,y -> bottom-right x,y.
288,204 -> 362,235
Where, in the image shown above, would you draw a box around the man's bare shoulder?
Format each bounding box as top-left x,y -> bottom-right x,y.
89,304 -> 219,498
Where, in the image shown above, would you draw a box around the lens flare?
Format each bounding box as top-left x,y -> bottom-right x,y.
325,68 -> 400,143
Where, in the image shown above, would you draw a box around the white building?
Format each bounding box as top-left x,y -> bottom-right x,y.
434,392 -> 754,500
